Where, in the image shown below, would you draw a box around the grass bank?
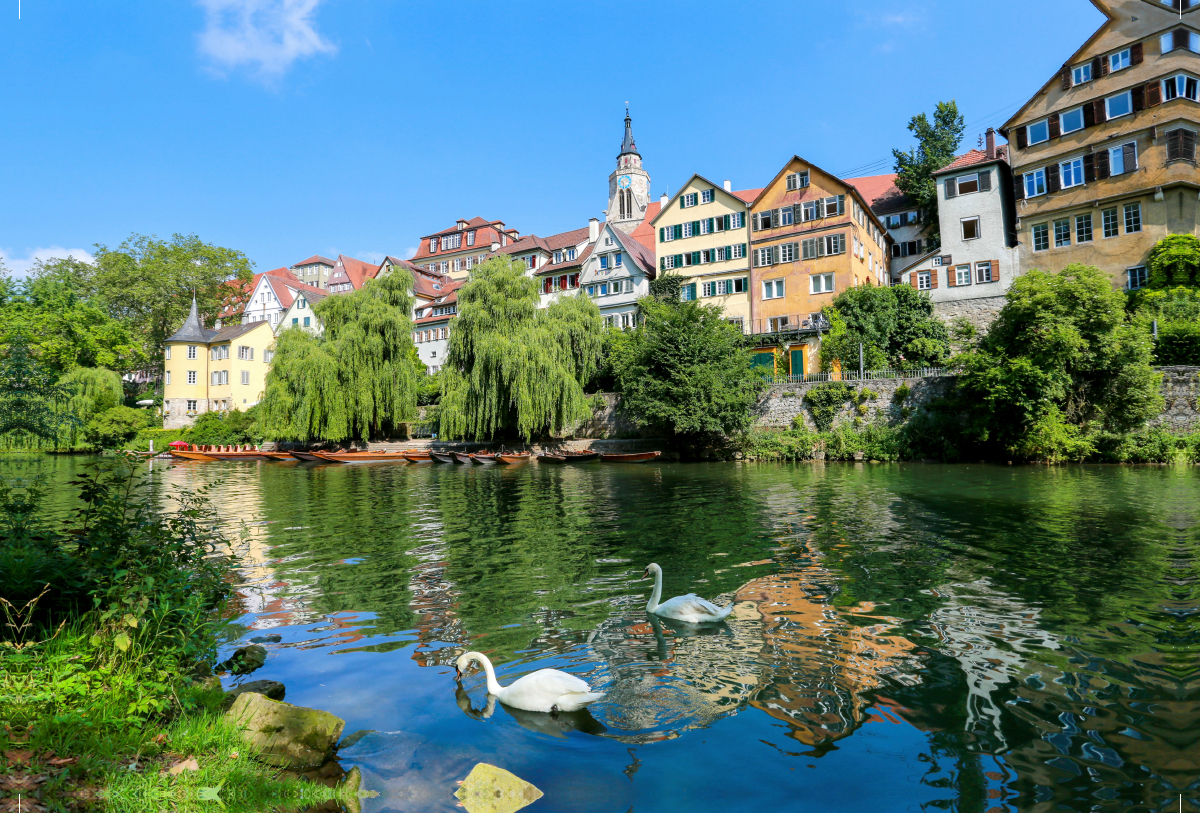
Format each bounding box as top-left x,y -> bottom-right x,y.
0,460 -> 351,812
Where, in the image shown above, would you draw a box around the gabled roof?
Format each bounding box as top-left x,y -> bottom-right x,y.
418,216 -> 507,240
606,226 -> 656,276
629,201 -> 662,248
534,242 -> 595,276
496,234 -> 553,257
650,173 -> 756,225
218,267 -> 299,319
842,173 -> 905,213
293,255 -> 336,268
934,146 -> 1010,175
752,155 -> 891,234
326,255 -> 381,290
210,321 -> 272,343
167,297 -> 214,343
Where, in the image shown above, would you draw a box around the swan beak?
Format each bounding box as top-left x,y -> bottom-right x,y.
455,666 -> 462,679
641,569 -> 649,579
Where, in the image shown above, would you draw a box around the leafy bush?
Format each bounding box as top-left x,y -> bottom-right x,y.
804,382 -> 855,432
739,428 -> 819,461
893,383 -> 911,403
84,406 -> 152,450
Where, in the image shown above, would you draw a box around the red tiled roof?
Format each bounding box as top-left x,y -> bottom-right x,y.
629,200 -> 662,248
262,274 -> 325,310
732,188 -> 763,203
935,146 -> 1009,175
842,173 -> 903,211
326,254 -> 381,291
218,267 -> 301,318
293,255 -> 336,268
610,229 -> 656,275
534,243 -> 594,275
410,219 -> 511,263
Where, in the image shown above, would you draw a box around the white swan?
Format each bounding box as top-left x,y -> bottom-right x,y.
454,651 -> 605,713
642,562 -> 733,623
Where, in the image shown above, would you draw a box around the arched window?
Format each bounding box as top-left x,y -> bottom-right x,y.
618,189 -> 626,219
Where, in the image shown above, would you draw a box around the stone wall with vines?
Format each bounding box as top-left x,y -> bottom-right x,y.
754,376 -> 956,431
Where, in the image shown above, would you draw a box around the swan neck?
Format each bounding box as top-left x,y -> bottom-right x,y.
471,653 -> 504,696
647,567 -> 663,613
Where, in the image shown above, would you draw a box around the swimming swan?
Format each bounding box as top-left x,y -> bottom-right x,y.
454,651 -> 605,713
642,562 -> 733,623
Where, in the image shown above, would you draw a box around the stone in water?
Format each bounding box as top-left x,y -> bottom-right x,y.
454,763 -> 543,813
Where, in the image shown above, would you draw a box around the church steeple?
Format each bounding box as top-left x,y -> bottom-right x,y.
619,107 -> 639,158
607,106 -> 650,235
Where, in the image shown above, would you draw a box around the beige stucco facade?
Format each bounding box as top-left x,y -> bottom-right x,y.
651,174 -> 754,332
1001,0 -> 1200,289
276,291 -> 324,336
163,319 -> 276,428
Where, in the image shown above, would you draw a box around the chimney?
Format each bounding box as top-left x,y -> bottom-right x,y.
588,217 -> 599,242
985,128 -> 996,159
723,180 -> 731,192
491,240 -> 500,252
660,193 -> 668,207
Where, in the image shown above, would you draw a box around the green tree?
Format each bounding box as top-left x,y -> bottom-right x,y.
0,274 -> 145,374
892,100 -> 965,248
440,257 -> 604,440
610,296 -> 765,439
59,366 -> 125,447
819,283 -> 950,371
90,233 -> 254,362
1145,233 -> 1200,289
956,264 -> 1162,460
1133,286 -> 1200,365
259,271 -> 421,441
84,405 -> 150,449
0,331 -> 75,448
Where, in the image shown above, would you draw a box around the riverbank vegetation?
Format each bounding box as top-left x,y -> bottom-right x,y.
0,461 -> 345,812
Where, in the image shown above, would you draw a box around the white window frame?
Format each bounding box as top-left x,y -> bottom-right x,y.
1072,64 -> 1091,85
164,346 -> 172,360
1105,91 -> 1132,120
762,279 -> 784,300
165,371 -> 171,385
701,189 -> 714,203
1060,157 -> 1085,189
1032,223 -> 1050,252
187,370 -> 197,385
241,370 -> 250,386
1024,169 -> 1046,198
956,173 -> 979,195
682,193 -> 698,208
809,273 -> 834,294
1163,74 -> 1199,102
961,217 -> 981,241
1109,48 -> 1130,73
1060,106 -> 1084,134
1124,202 -> 1142,234
187,345 -> 197,360
1128,266 -> 1147,290
916,271 -> 932,291
1027,119 -> 1050,145
975,261 -> 994,283
1054,218 -> 1072,248
955,265 -> 972,286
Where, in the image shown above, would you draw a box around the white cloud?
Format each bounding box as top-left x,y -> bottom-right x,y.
197,0 -> 336,78
0,246 -> 96,278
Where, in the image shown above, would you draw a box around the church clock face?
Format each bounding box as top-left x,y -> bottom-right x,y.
617,175 -> 632,189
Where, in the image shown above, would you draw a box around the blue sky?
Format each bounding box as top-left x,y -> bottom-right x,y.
1,0 -> 1102,276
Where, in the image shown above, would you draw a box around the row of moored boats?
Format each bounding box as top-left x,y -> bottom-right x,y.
167,445 -> 662,464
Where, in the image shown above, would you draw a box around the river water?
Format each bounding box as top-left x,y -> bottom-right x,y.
12,456 -> 1200,812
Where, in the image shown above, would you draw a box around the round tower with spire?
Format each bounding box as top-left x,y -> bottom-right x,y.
607,106 -> 651,235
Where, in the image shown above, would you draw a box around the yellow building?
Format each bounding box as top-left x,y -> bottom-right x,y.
748,156 -> 892,377
1000,0 -> 1200,289
163,298 -> 277,428
651,174 -> 757,332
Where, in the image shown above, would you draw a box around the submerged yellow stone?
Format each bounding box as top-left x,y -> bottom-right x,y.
454,763 -> 544,813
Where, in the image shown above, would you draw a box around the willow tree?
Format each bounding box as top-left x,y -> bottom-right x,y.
259,272 -> 422,441
440,257 -> 603,440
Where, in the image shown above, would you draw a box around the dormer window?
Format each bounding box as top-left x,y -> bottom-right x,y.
566,248 -> 576,261
466,231 -> 476,246
429,238 -> 437,253
554,251 -> 563,263
524,256 -> 536,270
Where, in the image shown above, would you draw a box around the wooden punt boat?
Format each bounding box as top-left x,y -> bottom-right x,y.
261,451 -> 296,460
312,450 -> 410,463
562,451 -> 599,462
403,450 -> 432,463
538,454 -> 567,463
452,452 -> 476,464
497,452 -> 533,464
205,450 -> 270,460
289,451 -> 336,462
599,451 -> 662,463
169,450 -> 218,461
429,451 -> 456,463
472,453 -> 498,464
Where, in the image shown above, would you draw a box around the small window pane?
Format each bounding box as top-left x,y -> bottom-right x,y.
1124,203 -> 1142,233
1054,219 -> 1071,247
1076,214 -> 1093,243
1032,224 -> 1050,252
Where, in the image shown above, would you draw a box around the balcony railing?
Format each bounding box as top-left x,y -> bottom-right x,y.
748,314 -> 831,336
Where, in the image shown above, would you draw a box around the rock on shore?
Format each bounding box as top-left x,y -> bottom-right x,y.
226,692 -> 345,769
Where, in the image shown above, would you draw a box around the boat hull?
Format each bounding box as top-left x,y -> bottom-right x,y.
169,450 -> 218,461
497,453 -> 532,464
599,452 -> 662,463
429,452 -> 456,463
403,451 -> 432,463
205,452 -> 269,460
452,453 -> 476,464
312,451 -> 410,462
538,454 -> 566,463
289,452 -> 334,462
562,452 -> 599,462
472,454 -> 498,465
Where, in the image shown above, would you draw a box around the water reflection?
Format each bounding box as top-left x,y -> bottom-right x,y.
10,457 -> 1200,811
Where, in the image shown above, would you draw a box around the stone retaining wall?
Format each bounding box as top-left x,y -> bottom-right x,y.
932,295 -> 1006,333
1150,366 -> 1200,433
755,376 -> 955,430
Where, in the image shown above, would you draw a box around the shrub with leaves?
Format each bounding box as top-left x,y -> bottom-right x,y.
804,382 -> 855,432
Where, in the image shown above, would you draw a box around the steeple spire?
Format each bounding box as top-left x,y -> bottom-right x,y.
166,294 -> 213,343
619,105 -> 638,157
